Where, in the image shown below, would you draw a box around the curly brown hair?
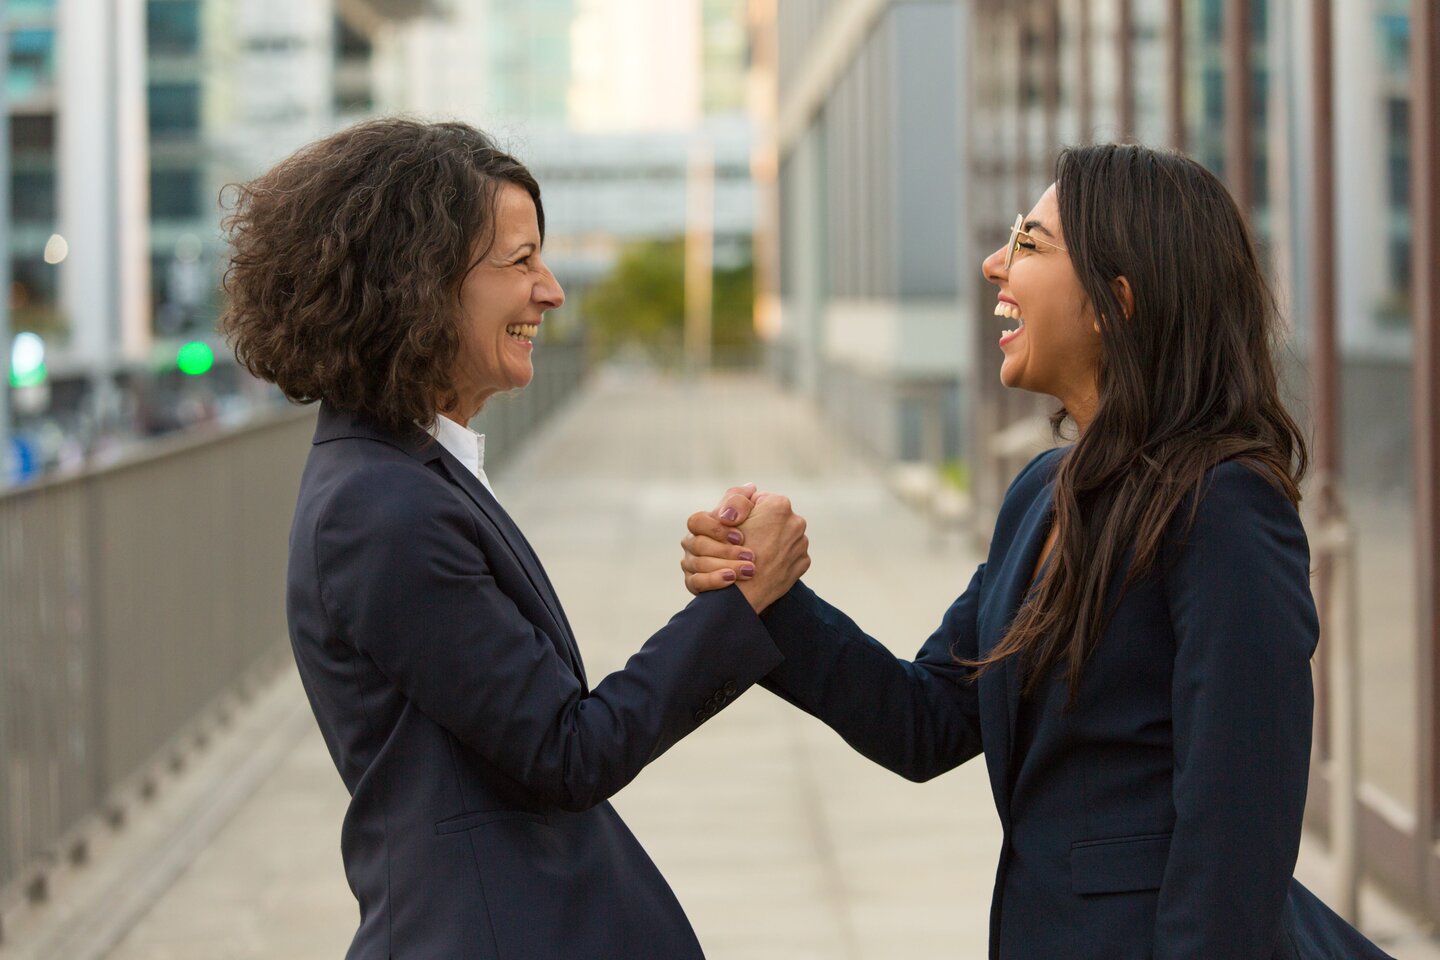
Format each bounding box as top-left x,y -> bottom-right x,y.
219,118 -> 544,434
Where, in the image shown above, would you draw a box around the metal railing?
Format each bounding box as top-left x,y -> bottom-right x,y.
0,408 -> 314,904
0,339 -> 586,911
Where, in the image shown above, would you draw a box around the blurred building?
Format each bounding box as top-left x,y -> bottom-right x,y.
762,0 -> 1440,929
2,0 -> 409,473
6,0 -> 60,376
370,0 -> 575,127
768,0 -> 967,465
523,118 -> 754,288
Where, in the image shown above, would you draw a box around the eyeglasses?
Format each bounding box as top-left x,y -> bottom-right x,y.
1005,213 -> 1068,270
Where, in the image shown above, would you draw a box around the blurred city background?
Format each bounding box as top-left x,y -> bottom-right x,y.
2,0 -> 1439,957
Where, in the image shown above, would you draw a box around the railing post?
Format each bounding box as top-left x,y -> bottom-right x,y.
1168,0 -> 1186,151
1312,500 -> 1360,923
1223,0 -> 1253,212
1411,0 -> 1440,918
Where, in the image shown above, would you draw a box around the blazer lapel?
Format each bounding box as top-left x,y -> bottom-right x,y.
313,403 -> 586,684
434,454 -> 588,687
977,483 -> 1055,819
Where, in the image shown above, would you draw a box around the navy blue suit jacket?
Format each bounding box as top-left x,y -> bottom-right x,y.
760,448 -> 1326,960
285,402 -> 783,959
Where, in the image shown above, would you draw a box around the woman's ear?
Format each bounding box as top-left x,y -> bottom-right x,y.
1109,275 -> 1135,324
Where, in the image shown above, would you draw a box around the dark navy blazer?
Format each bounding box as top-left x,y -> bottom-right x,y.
760,448 -> 1328,960
286,402 -> 783,960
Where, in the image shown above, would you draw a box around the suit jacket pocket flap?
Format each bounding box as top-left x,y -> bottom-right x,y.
1070,833 -> 1171,895
435,810 -> 548,835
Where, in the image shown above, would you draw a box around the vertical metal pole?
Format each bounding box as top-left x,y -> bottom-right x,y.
1223,0 -> 1253,212
1168,0 -> 1186,151
1043,0 -> 1060,166
1015,3 -> 1031,211
1411,0 -> 1440,914
1309,0 -> 1337,765
1077,0 -> 1093,141
0,0 -> 12,477
1310,7 -> 1338,488
748,0 -> 782,355
1117,0 -> 1134,139
684,137 -> 715,373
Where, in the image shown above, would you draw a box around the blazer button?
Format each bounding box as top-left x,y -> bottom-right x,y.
723,680 -> 738,697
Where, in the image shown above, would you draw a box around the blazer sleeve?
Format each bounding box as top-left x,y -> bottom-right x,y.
1154,461 -> 1318,959
757,565 -> 986,782
312,462 -> 785,813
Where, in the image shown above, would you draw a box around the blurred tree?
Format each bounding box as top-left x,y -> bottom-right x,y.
582,236 -> 756,365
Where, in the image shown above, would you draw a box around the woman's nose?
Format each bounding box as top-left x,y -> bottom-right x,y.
536,268 -> 565,309
981,244 -> 1007,286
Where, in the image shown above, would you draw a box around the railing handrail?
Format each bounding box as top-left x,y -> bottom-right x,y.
0,403 -> 317,504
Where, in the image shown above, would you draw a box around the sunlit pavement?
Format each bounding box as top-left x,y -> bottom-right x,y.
11,370 -> 1436,959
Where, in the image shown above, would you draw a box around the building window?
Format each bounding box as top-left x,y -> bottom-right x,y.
148,0 -> 201,57
150,169 -> 202,220
1378,14 -> 1409,72
335,15 -> 372,59
1389,234 -> 1412,299
8,28 -> 56,98
11,114 -> 55,154
11,171 -> 55,223
148,82 -> 201,136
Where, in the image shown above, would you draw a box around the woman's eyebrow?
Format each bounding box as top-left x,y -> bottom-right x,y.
505,242 -> 537,257
1024,220 -> 1057,239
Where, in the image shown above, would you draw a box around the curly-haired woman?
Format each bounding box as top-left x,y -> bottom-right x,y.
220,118 -> 809,959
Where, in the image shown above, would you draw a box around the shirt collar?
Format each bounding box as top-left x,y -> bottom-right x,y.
425,414 -> 487,483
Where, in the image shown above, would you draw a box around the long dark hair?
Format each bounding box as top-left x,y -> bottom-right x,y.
968,143 -> 1308,701
220,118 -> 544,434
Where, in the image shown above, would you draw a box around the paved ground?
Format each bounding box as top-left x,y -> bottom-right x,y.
5,370 -> 1436,959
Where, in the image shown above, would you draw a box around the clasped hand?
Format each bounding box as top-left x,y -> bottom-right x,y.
680,483 -> 810,614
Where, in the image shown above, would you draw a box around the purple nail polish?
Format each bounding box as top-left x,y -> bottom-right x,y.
726,531 -> 743,545
722,569 -> 737,582
720,508 -> 738,522
738,551 -> 754,561
740,564 -> 755,578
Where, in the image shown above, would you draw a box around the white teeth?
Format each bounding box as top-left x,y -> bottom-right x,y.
993,302 -> 1023,323
506,323 -> 539,340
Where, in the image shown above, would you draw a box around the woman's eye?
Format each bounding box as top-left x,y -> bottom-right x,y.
1017,240 -> 1038,252
514,256 -> 531,267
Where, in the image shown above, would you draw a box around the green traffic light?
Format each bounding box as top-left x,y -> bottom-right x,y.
9,362 -> 46,388
10,333 -> 47,387
177,341 -> 214,376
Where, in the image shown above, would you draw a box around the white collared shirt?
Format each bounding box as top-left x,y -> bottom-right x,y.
424,415 -> 495,497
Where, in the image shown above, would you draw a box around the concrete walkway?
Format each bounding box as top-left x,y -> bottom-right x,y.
7,371 -> 1435,959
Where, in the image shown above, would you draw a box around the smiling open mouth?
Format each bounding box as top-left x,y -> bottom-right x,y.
994,301 -> 1024,339
506,323 -> 538,342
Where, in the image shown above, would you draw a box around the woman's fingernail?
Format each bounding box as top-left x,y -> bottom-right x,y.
740,564 -> 755,578
720,508 -> 738,522
739,550 -> 754,561
722,569 -> 737,582
726,531 -> 743,544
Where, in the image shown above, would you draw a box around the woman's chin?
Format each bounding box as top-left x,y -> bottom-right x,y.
998,358 -> 1023,390
508,363 -> 535,391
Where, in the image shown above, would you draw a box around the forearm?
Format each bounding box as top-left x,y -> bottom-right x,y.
760,582 -> 982,782
534,587 -> 783,809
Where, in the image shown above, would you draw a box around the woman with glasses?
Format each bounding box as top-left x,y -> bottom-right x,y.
681,143 -> 1390,959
